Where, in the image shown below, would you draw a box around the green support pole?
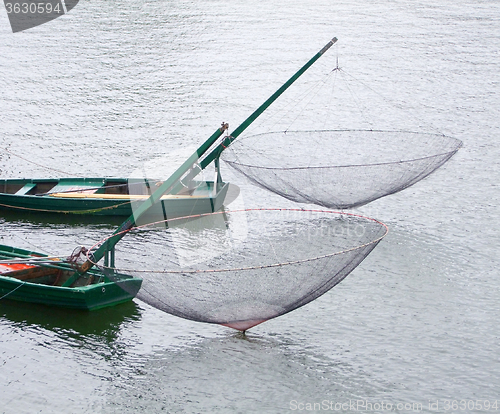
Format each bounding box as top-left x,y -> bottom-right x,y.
76,37 -> 338,276
73,123 -> 229,278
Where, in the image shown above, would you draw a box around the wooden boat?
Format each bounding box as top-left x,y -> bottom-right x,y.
0,177 -> 229,218
0,244 -> 142,310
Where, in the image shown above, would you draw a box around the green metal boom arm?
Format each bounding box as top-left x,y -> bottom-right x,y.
77,37 -> 337,275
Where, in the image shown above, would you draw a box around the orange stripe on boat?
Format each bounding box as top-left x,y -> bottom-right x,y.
0,263 -> 36,274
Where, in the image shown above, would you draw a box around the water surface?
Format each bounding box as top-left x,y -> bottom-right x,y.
1,1 -> 499,413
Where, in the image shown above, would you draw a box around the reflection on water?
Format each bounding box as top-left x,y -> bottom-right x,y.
0,209 -> 127,228
104,330 -> 388,413
0,300 -> 141,339
0,300 -> 143,414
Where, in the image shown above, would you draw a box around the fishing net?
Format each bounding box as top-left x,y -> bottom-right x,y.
88,209 -> 387,330
221,130 -> 462,209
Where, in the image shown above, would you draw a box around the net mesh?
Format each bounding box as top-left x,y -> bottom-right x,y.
89,209 -> 387,330
221,130 -> 462,209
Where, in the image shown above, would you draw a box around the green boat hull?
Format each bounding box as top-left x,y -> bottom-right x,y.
0,244 -> 142,310
0,177 -> 229,218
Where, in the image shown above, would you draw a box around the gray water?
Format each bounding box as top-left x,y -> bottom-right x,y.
1,1 -> 499,413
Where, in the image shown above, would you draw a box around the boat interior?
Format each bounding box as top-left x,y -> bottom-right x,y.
0,179 -> 219,198
0,179 -> 131,196
0,262 -> 100,287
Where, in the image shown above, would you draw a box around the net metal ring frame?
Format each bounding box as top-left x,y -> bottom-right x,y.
86,208 -> 389,274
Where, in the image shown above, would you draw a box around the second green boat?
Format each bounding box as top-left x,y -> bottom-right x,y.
0,177 -> 230,218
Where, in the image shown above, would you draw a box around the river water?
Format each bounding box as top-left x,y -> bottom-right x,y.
0,1 -> 499,413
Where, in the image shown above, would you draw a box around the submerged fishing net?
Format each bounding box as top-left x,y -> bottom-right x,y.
221,130 -> 462,209
89,209 -> 387,330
